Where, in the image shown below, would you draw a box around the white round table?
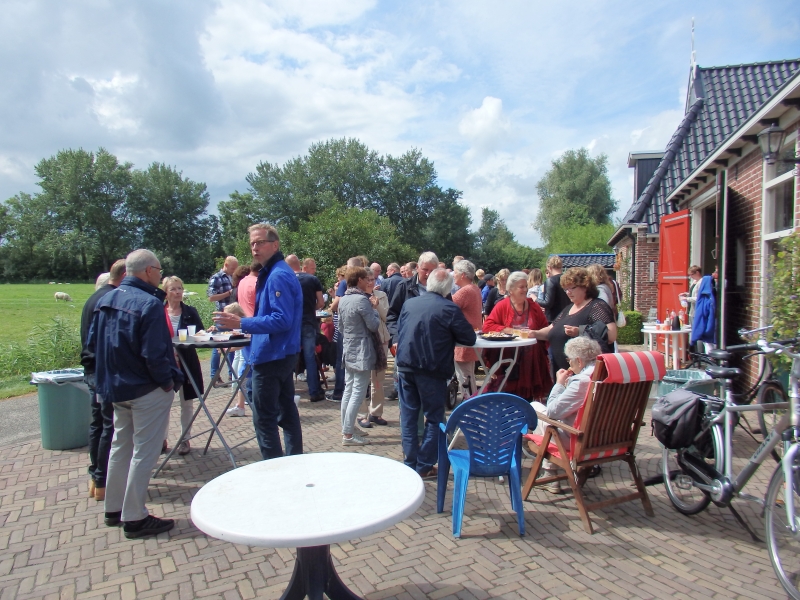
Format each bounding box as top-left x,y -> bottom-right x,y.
191,453 -> 425,599
642,327 -> 691,369
460,336 -> 538,395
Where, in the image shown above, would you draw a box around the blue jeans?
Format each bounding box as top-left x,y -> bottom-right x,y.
398,370 -> 447,474
301,323 -> 321,397
87,376 -> 114,487
211,348 -> 236,381
251,354 -> 303,460
333,333 -> 345,395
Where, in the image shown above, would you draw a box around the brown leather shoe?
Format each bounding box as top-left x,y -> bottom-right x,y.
89,480 -> 96,499
93,487 -> 105,501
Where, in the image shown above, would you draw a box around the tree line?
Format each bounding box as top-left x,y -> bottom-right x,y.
0,140 -> 617,287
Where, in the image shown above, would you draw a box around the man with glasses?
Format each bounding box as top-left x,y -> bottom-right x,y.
213,224 -> 304,460
85,249 -> 184,539
207,255 -> 239,386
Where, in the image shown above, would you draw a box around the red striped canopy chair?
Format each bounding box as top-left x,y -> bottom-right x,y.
522,351 -> 665,534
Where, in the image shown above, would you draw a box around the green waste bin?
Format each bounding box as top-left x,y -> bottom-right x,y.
31,368 -> 91,450
656,369 -> 718,398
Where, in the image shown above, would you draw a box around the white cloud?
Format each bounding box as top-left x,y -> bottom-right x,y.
1,0 -> 798,252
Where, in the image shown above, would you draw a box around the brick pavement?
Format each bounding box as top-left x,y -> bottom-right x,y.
0,362 -> 790,599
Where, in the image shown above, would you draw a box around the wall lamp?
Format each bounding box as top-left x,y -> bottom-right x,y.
757,124 -> 800,165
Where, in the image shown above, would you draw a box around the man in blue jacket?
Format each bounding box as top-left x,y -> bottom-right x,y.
85,249 -> 184,539
395,268 -> 476,477
214,224 -> 304,460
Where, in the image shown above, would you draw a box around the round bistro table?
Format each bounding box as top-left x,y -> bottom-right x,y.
191,452 -> 425,600
154,336 -> 251,476
461,336 -> 538,395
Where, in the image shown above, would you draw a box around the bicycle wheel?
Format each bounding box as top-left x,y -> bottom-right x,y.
662,424 -> 722,515
758,381 -> 788,442
765,460 -> 800,599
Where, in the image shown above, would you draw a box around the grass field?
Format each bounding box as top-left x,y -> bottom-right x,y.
0,283 -> 210,400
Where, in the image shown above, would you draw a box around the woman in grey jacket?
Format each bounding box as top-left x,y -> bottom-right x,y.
338,266 -> 380,446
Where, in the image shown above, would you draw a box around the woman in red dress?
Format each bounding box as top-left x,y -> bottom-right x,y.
483,271 -> 552,401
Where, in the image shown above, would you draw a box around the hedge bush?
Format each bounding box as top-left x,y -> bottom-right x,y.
616,310 -> 643,345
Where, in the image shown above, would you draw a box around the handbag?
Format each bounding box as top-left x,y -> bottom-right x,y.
616,310 -> 627,327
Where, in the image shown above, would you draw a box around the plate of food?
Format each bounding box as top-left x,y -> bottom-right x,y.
479,332 -> 517,341
211,333 -> 232,342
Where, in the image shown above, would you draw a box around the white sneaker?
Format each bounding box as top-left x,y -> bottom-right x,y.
226,406 -> 246,417
342,435 -> 369,446
297,373 -> 307,381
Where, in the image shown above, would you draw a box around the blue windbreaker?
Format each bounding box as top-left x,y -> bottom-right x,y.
241,252 -> 303,365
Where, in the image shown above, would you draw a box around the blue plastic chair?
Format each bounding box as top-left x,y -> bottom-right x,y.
436,393 -> 538,537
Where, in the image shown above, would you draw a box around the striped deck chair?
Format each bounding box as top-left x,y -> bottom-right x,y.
521,351 -> 665,534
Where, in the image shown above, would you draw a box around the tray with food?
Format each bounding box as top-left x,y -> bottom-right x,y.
479,332 -> 518,341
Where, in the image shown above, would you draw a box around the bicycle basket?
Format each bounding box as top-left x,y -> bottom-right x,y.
651,389 -> 706,449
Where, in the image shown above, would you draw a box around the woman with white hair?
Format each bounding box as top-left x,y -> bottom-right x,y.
530,336 -> 602,493
482,270 -> 552,401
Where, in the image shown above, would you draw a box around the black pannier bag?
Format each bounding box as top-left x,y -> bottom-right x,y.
651,389 -> 705,449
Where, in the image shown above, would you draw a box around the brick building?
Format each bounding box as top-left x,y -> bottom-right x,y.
609,59 -> 800,386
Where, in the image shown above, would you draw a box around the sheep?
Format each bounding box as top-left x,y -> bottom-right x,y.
54,292 -> 73,302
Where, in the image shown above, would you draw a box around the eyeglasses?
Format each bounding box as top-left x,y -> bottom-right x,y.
148,265 -> 163,274
564,286 -> 577,293
250,238 -> 277,248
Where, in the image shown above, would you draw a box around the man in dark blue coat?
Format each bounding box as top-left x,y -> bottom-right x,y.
85,249 -> 184,539
395,268 -> 476,477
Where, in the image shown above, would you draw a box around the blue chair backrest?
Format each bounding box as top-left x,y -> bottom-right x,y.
444,393 -> 538,478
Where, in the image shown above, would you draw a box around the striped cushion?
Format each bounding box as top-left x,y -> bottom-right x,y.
579,447 -> 627,461
523,433 -> 562,460
599,351 -> 665,384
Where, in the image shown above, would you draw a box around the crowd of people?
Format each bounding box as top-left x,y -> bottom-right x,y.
79,223 -> 627,538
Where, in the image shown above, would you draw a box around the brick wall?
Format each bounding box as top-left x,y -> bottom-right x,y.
725,148 -> 763,389
634,228 -> 659,315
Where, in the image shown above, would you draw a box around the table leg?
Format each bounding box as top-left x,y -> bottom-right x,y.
204,354 -> 254,455
153,349 -> 240,476
672,336 -> 680,372
281,545 -> 362,600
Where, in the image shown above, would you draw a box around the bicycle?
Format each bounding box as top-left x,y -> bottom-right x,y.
683,326 -> 788,438
762,339 -> 800,598
661,334 -> 798,539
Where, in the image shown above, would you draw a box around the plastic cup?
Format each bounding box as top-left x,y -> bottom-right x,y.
178,329 -> 188,341
294,395 -> 301,406
187,325 -> 197,336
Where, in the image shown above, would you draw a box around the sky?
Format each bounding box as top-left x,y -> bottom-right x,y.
2,0 -> 800,248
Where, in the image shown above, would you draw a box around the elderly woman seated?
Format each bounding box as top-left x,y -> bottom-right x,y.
530,336 -> 602,493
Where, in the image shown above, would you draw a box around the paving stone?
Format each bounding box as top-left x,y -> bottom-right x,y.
0,362 -> 792,599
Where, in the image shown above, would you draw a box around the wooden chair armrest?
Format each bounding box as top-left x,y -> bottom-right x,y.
533,412 -> 583,437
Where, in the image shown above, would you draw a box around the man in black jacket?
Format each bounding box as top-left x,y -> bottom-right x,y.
386,253 -> 440,401
536,255 -> 570,323
80,259 -> 126,503
395,268 -> 476,477
380,262 -> 403,304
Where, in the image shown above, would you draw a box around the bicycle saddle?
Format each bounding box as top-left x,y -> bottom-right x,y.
705,365 -> 742,380
708,349 -> 733,362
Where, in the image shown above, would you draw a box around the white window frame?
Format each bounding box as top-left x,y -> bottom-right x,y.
760,132 -> 798,327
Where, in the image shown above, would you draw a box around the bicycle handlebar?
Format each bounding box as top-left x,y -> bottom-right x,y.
758,337 -> 800,359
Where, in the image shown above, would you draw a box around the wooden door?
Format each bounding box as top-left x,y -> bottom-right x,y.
657,210 -> 690,322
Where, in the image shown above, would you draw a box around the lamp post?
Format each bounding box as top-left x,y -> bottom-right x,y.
757,124 -> 800,165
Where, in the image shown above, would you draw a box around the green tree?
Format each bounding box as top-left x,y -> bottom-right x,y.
419,188 -> 474,263
34,148 -> 134,275
128,163 -> 217,280
278,202 -> 415,288
533,148 -> 617,247
217,191 -> 266,256
546,222 -> 618,255
246,138 -> 381,232
472,208 -> 543,273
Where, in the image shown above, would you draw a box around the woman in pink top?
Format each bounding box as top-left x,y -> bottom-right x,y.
452,260 -> 483,399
